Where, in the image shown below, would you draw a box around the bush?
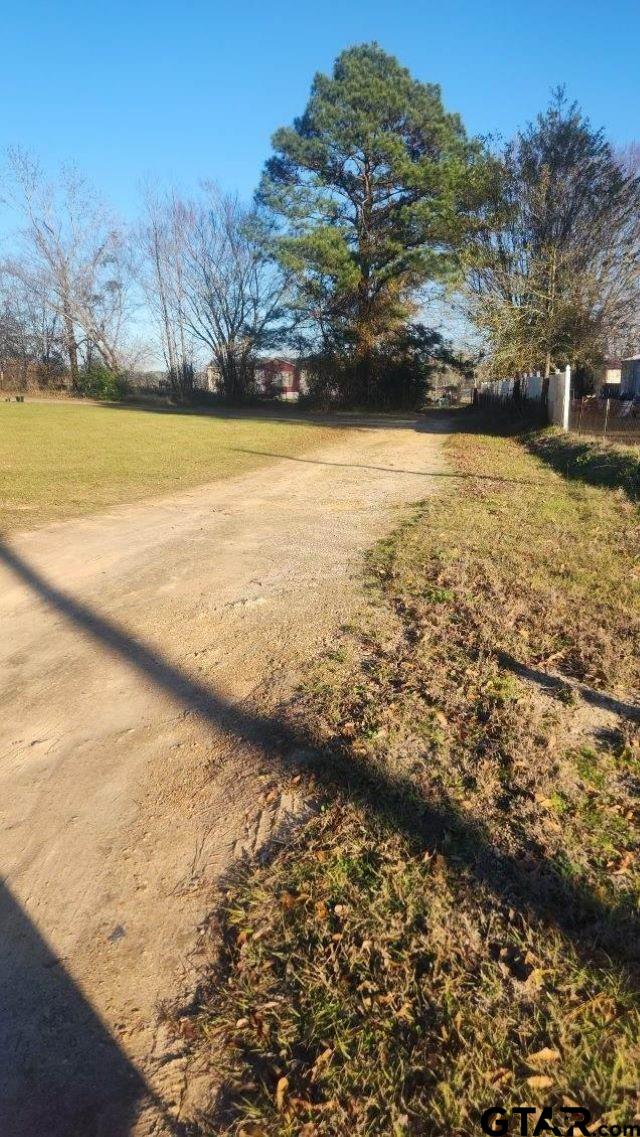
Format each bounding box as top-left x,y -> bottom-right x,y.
76,365 -> 129,401
302,325 -> 467,411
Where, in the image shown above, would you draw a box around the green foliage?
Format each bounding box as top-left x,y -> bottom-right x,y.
304,323 -> 462,410
76,364 -> 129,401
260,43 -> 489,405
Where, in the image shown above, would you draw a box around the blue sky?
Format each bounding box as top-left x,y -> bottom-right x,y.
3,0 -> 640,217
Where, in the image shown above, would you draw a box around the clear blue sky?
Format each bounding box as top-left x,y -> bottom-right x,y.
3,0 -> 639,217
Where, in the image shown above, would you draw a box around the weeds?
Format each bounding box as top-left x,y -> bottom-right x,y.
527,428 -> 640,502
189,417 -> 640,1136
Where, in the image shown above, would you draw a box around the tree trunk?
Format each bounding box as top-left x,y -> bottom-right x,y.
63,308 -> 79,390
541,245 -> 556,404
353,351 -> 372,407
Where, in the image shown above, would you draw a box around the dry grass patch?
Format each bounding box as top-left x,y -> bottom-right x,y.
187,418 -> 640,1136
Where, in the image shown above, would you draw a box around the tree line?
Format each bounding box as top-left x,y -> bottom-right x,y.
2,44 -> 639,407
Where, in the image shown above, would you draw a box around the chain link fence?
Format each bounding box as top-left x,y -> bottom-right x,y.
569,397 -> 640,445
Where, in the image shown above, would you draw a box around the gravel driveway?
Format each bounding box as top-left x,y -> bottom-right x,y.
0,415 -> 449,1135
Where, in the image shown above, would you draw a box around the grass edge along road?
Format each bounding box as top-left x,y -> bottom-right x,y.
0,401 -> 356,532
182,414 -> 640,1136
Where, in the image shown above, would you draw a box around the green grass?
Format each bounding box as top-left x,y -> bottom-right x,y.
185,415 -> 640,1136
0,401 -> 351,531
527,429 -> 640,502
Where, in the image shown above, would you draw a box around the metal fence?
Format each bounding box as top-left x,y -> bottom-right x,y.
569,398 -> 640,445
474,369 -> 640,445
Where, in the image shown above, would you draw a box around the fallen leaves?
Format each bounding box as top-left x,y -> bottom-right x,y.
189,429 -> 640,1136
310,1047 -> 334,1082
612,850 -> 635,875
275,1075 -> 289,1111
527,1046 -> 561,1065
526,1074 -> 555,1090
487,1067 -> 512,1086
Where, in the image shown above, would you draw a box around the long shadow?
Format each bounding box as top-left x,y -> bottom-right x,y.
99,400 -> 445,432
525,431 -> 640,502
497,650 -> 640,722
230,447 -> 543,484
2,531 -> 640,1126
0,879 -> 181,1137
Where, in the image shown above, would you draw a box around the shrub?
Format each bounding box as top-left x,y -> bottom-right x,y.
77,365 -> 129,401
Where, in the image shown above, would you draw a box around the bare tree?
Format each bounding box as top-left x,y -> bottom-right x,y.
184,187 -> 293,401
465,93 -> 640,379
0,267 -> 65,389
2,148 -> 133,385
138,188 -> 195,399
139,185 -> 291,403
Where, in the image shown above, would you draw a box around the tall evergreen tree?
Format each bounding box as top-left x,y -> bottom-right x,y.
258,43 -> 487,405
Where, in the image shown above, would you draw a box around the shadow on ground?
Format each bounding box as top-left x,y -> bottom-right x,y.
525,430 -> 640,502
0,879 -> 182,1137
497,650 -> 640,722
455,405 -> 640,501
230,446 -> 543,484
2,527 -> 640,1137
99,399 -> 451,432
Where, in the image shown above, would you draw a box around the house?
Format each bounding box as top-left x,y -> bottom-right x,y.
595,358 -> 622,395
199,357 -> 308,400
200,363 -> 219,392
620,356 -> 640,399
254,358 -> 308,401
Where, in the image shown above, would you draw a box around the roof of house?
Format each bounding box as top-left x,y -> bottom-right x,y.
255,357 -> 299,372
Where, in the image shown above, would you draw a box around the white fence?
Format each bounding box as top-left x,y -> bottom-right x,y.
476,367 -> 571,430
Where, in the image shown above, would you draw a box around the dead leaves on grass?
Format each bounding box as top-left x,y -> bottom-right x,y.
525,1074 -> 555,1090
191,430 -> 640,1135
527,1046 -> 561,1065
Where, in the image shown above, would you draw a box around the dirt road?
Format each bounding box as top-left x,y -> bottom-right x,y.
0,416 -> 448,1135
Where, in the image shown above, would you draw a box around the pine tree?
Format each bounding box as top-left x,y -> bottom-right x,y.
259,43 -> 487,405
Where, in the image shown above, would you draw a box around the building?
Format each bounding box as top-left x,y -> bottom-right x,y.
254,358 -> 308,401
595,359 -> 622,395
620,356 -> 640,399
426,360 -> 474,405
199,358 -> 308,400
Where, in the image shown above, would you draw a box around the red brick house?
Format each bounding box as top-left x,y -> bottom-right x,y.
255,358 -> 308,401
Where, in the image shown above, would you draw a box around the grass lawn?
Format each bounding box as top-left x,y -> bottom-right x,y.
187,415 -> 640,1135
0,401 -> 351,532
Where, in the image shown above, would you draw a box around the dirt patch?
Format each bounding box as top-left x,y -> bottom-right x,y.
187,421 -> 640,1136
0,416 -> 449,1136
